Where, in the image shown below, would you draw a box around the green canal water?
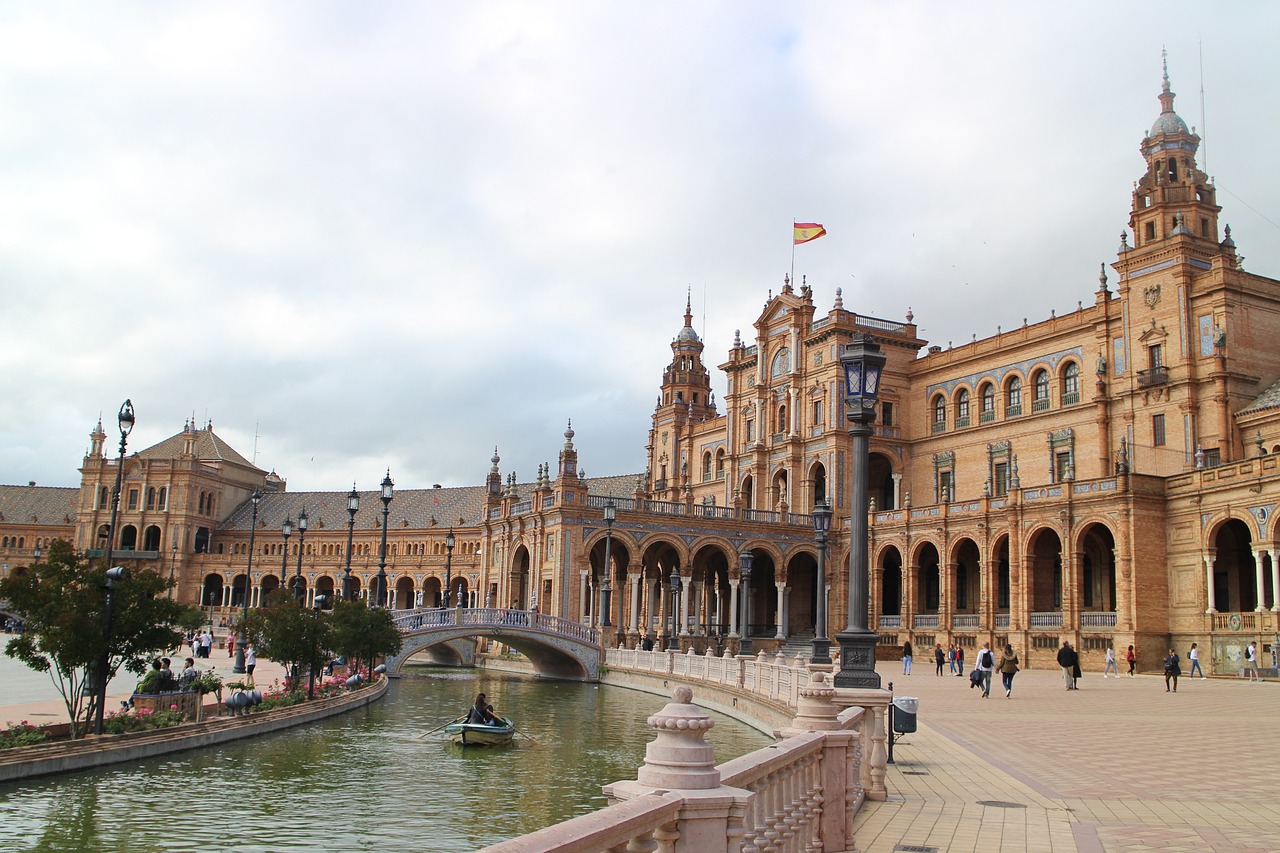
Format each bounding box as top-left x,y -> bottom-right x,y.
0,667 -> 771,852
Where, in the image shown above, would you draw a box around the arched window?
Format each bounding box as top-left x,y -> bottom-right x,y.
932,395 -> 947,432
955,390 -> 971,426
1062,362 -> 1080,403
99,486 -> 109,508
1007,376 -> 1023,416
701,452 -> 712,481
157,487 -> 167,510
980,383 -> 996,422
1032,369 -> 1050,411
198,492 -> 206,514
715,449 -> 726,479
146,487 -> 156,510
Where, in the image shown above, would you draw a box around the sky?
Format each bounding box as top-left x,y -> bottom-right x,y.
3,2 -> 1280,494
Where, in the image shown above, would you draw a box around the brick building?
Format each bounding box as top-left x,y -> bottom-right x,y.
4,66 -> 1279,673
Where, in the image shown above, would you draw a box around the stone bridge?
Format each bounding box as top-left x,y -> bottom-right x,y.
385,607 -> 602,681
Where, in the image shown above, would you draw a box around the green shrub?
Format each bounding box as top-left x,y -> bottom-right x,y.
0,720 -> 50,749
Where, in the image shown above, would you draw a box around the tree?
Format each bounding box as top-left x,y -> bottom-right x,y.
0,540 -> 201,738
240,599 -> 330,689
328,600 -> 403,677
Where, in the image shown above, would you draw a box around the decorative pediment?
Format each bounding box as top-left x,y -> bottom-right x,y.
1138,319 -> 1168,344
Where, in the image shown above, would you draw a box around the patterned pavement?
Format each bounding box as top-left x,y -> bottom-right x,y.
846,663 -> 1280,853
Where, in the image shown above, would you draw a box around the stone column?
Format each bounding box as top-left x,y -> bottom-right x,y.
1271,550 -> 1280,613
579,569 -> 590,623
691,580 -> 705,634
628,573 -> 642,633
891,473 -> 902,510
1253,548 -> 1268,612
1205,551 -> 1218,614
775,581 -> 787,639
728,578 -> 740,637
679,574 -> 690,635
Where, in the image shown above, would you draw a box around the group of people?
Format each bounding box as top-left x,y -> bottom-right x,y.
928,643 -> 969,676
965,642 -> 1020,698
186,630 -> 216,659
466,693 -> 503,725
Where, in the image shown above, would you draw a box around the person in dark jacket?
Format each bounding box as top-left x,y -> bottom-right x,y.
934,644 -> 946,676
1164,649 -> 1181,692
1057,641 -> 1079,690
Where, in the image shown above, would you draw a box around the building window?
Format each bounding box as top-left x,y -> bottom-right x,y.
882,401 -> 894,427
1062,362 -> 1080,404
158,487 -> 167,510
1148,344 -> 1163,369
1153,413 -> 1166,446
1032,369 -> 1050,412
993,462 -> 1009,496
932,395 -> 946,433
702,452 -> 712,481
980,384 -> 996,422
812,400 -> 822,428
745,419 -> 754,442
715,450 -> 725,479
1006,377 -> 1022,416
939,470 -> 954,503
127,488 -> 139,510
955,390 -> 970,427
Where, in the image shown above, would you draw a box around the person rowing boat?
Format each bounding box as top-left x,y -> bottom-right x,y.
466,692 -> 500,725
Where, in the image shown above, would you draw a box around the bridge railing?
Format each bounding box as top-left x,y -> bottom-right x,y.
391,607 -> 599,646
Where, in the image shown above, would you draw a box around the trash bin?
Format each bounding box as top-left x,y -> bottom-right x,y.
892,696 -> 918,734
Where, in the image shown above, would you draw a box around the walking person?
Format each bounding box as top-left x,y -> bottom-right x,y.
955,645 -> 965,676
902,640 -> 913,675
245,644 -> 257,687
934,643 -> 945,676
947,644 -> 958,675
1164,648 -> 1181,692
1103,645 -> 1119,677
1188,642 -> 1204,679
976,642 -> 996,698
1126,644 -> 1136,676
999,643 -> 1020,697
1057,640 -> 1079,690
1245,641 -> 1260,681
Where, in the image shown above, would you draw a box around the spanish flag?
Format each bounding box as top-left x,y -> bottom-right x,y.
793,222 -> 827,245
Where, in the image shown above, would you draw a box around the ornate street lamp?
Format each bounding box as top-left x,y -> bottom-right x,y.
93,566 -> 127,735
293,507 -> 308,603
280,516 -> 294,600
92,399 -> 134,735
834,333 -> 887,689
444,528 -> 455,608
307,594 -> 328,698
600,501 -> 615,628
167,539 -> 178,600
376,471 -> 393,607
667,570 -> 683,651
738,550 -> 754,656
233,489 -> 262,674
811,499 -> 833,666
343,485 -> 359,601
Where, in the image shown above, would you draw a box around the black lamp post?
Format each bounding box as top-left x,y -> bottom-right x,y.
667,570 -> 683,651
92,399 -> 134,735
293,507 -> 308,603
600,501 -> 615,628
93,566 -> 127,735
343,485 -> 359,601
280,516 -> 293,601
834,333 -> 887,689
376,471 -> 393,607
739,550 -> 754,655
308,594 -> 328,698
811,499 -> 833,666
444,528 -> 455,608
33,544 -> 42,563
233,489 -> 262,674
167,540 -> 178,600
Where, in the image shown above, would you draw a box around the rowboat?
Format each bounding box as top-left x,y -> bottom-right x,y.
446,716 -> 516,746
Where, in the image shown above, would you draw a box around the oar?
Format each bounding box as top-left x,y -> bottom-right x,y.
511,723 -> 539,745
417,715 -> 466,739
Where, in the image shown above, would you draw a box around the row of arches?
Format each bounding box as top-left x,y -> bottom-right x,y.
200,571 -> 474,611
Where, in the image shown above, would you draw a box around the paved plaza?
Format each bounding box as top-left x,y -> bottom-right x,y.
848,662 -> 1280,853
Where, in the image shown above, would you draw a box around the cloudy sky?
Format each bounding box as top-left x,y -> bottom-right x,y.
4,2 -> 1279,494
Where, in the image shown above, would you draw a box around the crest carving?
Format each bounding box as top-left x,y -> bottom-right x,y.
1144,283 -> 1161,309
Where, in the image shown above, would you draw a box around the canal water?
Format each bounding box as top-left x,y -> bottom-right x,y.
0,666 -> 771,852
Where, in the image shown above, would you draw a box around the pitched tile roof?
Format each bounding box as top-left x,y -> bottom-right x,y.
1238,377 -> 1280,416
0,484 -> 80,527
137,426 -> 259,471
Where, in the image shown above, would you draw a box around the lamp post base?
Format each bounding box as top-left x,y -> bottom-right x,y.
810,637 -> 832,667
833,630 -> 881,689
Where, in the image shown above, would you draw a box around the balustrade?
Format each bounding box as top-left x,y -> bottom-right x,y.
877,614 -> 902,628
912,614 -> 940,629
1079,611 -> 1117,628
952,614 -> 979,629
1029,611 -> 1063,628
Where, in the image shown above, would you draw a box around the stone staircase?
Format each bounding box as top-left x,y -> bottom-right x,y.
778,630 -> 817,662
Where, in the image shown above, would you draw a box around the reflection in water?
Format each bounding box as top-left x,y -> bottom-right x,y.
0,668 -> 770,853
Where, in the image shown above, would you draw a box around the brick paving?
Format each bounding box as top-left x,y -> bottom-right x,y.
846,664 -> 1280,853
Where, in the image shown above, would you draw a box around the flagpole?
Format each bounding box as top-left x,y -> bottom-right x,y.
790,220 -> 796,289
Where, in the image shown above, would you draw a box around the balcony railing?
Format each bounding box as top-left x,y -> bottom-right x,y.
1137,366 -> 1169,388
878,615 -> 902,629
1006,405 -> 1022,417
994,613 -> 1010,628
952,614 -> 979,628
1080,611 -> 1117,628
1029,611 -> 1063,628
1032,398 -> 1051,413
1212,612 -> 1257,632
912,614 -> 940,629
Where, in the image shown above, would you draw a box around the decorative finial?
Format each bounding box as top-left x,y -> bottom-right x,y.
1119,231 -> 1129,253
1099,263 -> 1109,291
834,287 -> 844,310
905,306 -> 913,323
1161,46 -> 1170,93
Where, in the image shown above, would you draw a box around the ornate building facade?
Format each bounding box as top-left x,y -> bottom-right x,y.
4,67 -> 1280,673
